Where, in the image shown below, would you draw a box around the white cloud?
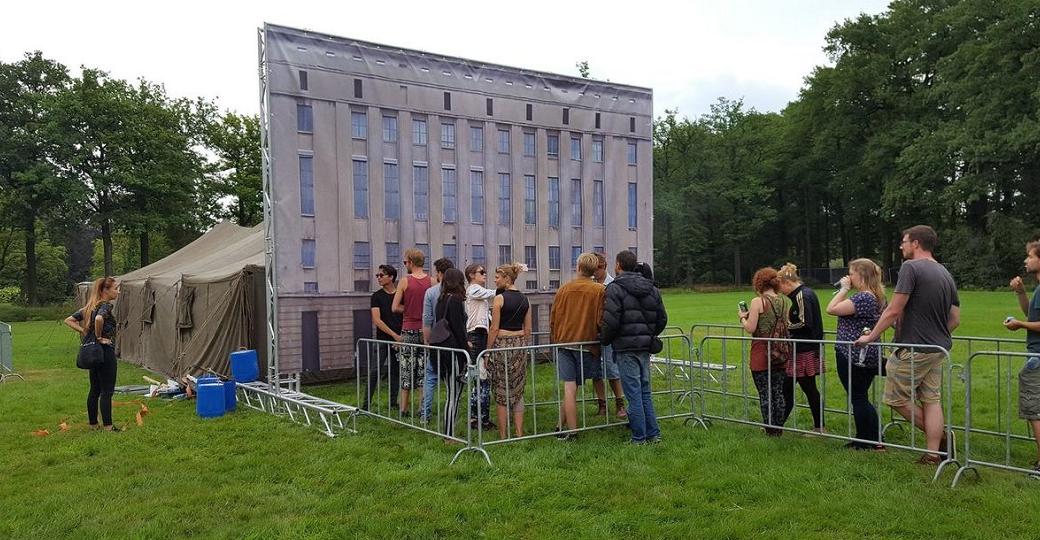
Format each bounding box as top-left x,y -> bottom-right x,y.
1,0 -> 889,119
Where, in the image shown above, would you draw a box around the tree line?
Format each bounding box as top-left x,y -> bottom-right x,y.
653,0 -> 1040,288
0,53 -> 260,304
4,0 -> 1036,305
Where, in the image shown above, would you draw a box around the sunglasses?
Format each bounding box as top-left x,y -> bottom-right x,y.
375,273 -> 385,278
478,270 -> 487,275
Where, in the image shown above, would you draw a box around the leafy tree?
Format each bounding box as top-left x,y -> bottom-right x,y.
0,52 -> 75,304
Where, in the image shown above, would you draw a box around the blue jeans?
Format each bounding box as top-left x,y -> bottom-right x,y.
421,356 -> 438,420
617,351 -> 659,442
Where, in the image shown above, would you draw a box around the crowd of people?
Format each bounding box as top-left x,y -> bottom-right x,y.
65,224 -> 1040,474
365,248 -> 666,444
738,225 -> 1040,472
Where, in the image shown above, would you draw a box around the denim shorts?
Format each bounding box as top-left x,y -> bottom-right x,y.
556,348 -> 588,384
584,345 -> 620,380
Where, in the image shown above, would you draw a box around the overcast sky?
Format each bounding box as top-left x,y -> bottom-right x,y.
2,0 -> 890,120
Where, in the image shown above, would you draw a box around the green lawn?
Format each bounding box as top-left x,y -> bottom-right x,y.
2,291 -> 1039,539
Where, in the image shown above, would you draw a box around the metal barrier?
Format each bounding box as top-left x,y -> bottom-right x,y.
0,322 -> 20,383
951,350 -> 1040,486
467,334 -> 696,463
697,334 -> 960,482
353,338 -> 479,462
689,323 -> 1028,438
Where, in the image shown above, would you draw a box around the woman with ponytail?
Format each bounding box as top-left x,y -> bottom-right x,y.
64,277 -> 121,431
827,259 -> 887,450
486,262 -> 531,439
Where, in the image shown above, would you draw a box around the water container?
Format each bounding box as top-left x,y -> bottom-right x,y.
230,350 -> 259,383
196,375 -> 220,387
223,379 -> 237,412
196,381 -> 225,418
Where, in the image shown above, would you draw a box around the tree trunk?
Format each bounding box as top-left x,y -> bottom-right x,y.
139,230 -> 150,267
102,218 -> 114,277
23,209 -> 38,306
803,194 -> 812,269
733,244 -> 741,285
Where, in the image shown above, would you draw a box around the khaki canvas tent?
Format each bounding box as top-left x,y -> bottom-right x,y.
83,222 -> 268,379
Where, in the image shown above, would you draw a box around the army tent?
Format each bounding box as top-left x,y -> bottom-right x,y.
106,222 -> 267,379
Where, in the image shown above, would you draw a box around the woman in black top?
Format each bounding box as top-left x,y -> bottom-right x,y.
432,268 -> 469,440
487,263 -> 531,439
64,277 -> 121,431
777,263 -> 826,432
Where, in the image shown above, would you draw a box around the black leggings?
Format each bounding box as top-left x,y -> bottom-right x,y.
87,345 -> 117,426
783,375 -> 824,429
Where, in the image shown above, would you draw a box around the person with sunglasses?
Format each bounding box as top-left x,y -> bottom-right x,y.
464,263 -> 497,431
363,264 -> 403,411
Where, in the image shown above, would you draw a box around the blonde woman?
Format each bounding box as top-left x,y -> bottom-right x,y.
827,258 -> 887,450
64,277 -> 121,431
777,263 -> 826,433
486,262 -> 532,439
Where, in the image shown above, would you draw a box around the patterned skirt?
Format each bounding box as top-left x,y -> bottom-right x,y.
787,350 -> 824,378
487,335 -> 528,407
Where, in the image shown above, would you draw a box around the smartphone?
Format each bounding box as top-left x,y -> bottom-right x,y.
1005,316 -> 1015,324
738,301 -> 749,314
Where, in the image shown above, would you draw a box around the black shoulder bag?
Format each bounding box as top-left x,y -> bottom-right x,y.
76,306 -> 106,370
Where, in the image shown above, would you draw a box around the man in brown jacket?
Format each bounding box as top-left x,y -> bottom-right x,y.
550,253 -> 605,439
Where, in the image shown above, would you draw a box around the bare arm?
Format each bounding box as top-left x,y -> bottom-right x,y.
947,305 -> 960,333
64,316 -> 86,336
487,296 -> 504,347
826,287 -> 856,317
371,307 -> 400,342
94,315 -> 111,344
1006,319 -> 1040,332
1011,277 -> 1029,316
740,297 -> 762,333
391,278 -> 407,314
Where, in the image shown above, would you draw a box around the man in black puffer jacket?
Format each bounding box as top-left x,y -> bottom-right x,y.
600,250 -> 668,444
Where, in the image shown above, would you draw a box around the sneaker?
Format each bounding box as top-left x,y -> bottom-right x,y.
556,432 -> 577,442
481,419 -> 497,430
646,436 -> 661,445
104,425 -> 122,433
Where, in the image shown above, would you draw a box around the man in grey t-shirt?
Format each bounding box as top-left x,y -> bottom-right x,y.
857,225 -> 960,464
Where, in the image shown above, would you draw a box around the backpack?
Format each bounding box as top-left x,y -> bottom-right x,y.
764,296 -> 792,367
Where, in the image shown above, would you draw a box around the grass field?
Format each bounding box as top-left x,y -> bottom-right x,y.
2,290 -> 1039,539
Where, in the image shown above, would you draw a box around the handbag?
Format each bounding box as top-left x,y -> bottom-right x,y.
429,318 -> 452,346
77,341 -> 105,370
429,297 -> 455,347
75,305 -> 107,370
